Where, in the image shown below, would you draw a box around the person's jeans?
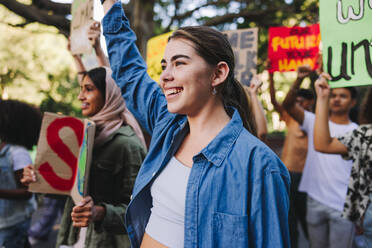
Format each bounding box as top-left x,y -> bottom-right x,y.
360,194 -> 372,247
289,171 -> 308,248
28,196 -> 66,240
306,196 -> 354,248
0,218 -> 31,248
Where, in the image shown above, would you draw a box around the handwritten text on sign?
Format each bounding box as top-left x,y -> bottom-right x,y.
224,28 -> 258,86
320,0 -> 372,87
268,24 -> 320,73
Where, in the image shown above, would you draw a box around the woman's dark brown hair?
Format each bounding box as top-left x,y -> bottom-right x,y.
0,99 -> 42,149
168,26 -> 257,135
83,67 -> 106,101
359,87 -> 372,124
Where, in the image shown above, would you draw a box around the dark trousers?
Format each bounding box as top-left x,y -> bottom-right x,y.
28,195 -> 66,240
289,171 -> 308,248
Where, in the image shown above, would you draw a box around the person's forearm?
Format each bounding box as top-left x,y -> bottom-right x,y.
72,55 -> 86,82
94,45 -> 110,67
249,93 -> 268,141
282,77 -> 303,110
314,96 -> 333,152
93,205 -> 106,222
0,188 -> 32,200
102,2 -> 168,135
103,0 -> 117,14
269,76 -> 283,113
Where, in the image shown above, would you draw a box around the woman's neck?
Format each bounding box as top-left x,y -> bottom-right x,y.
187,99 -> 230,143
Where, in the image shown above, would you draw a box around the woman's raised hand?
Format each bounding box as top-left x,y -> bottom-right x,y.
88,21 -> 101,49
315,72 -> 332,99
20,164 -> 37,186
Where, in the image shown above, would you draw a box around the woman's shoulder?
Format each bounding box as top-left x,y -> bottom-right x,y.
106,126 -> 146,153
234,129 -> 288,175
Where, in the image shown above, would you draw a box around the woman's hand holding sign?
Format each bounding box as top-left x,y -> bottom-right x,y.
71,196 -> 106,227
21,165 -> 37,186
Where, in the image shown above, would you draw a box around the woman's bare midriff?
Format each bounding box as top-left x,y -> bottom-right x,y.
140,232 -> 169,248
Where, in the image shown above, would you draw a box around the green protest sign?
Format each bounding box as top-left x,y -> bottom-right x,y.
320,0 -> 372,87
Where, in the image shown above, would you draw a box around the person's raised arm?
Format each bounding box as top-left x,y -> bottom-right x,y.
102,0 -> 116,14
101,1 -> 168,135
246,76 -> 268,141
282,65 -> 311,125
67,38 -> 86,83
268,72 -> 284,114
88,21 -> 110,67
313,74 -> 348,154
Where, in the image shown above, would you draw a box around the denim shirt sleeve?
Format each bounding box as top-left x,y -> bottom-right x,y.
102,3 -> 169,135
250,152 -> 290,248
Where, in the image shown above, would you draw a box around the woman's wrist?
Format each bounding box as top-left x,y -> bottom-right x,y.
92,205 -> 106,222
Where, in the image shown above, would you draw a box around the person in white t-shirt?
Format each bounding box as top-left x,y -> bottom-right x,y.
283,73 -> 358,248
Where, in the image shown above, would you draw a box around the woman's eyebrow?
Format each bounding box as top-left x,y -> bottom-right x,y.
161,54 -> 191,64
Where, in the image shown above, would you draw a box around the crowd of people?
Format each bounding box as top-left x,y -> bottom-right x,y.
0,1 -> 371,248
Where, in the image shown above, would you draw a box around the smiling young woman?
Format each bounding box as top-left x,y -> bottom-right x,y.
101,1 -> 290,248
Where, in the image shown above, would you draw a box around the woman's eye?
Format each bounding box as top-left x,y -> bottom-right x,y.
161,64 -> 166,70
175,61 -> 184,66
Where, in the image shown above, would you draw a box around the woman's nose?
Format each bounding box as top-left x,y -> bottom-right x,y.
160,66 -> 174,84
78,91 -> 84,101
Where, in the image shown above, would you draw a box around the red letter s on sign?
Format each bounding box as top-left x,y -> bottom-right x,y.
39,117 -> 84,191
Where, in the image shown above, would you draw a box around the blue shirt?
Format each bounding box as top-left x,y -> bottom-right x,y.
103,3 -> 290,247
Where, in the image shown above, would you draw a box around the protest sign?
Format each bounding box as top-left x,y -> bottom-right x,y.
146,31 -> 173,83
29,113 -> 95,204
70,0 -> 94,55
268,24 -> 320,73
320,0 -> 372,87
224,28 -> 258,86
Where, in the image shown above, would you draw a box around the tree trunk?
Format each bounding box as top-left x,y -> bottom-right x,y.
132,0 -> 155,57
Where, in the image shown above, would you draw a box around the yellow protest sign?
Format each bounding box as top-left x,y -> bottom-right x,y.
146,31 -> 173,83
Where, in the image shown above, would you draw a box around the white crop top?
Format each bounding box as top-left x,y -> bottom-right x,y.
145,156 -> 191,248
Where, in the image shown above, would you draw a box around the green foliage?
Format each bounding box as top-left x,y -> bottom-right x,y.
0,5 -> 80,116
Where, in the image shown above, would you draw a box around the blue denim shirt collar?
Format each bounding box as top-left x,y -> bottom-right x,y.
176,108 -> 243,167
200,108 -> 243,167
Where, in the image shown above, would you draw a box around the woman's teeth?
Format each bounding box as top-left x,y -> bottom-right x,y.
166,88 -> 183,96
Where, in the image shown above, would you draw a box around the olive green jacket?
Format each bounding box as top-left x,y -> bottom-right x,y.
56,125 -> 146,248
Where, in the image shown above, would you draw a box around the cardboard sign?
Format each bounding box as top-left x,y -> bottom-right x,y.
268,24 -> 320,73
320,0 -> 372,87
70,0 -> 94,55
146,31 -> 173,83
224,28 -> 258,86
29,112 -> 95,204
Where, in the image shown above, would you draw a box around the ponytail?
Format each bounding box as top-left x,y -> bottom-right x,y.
219,76 -> 257,136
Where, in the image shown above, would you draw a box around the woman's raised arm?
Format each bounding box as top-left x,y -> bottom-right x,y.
101,2 -> 169,135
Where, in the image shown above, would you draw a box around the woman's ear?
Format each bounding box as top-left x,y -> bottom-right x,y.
211,61 -> 230,87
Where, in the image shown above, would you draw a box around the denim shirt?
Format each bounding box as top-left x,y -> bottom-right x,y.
103,3 -> 290,247
0,145 -> 35,229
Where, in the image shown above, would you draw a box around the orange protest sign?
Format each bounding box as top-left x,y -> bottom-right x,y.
29,112 -> 95,204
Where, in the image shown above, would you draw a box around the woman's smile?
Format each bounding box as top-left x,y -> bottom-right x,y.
164,87 -> 184,100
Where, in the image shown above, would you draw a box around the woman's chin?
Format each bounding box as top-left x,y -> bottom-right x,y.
167,104 -> 186,115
